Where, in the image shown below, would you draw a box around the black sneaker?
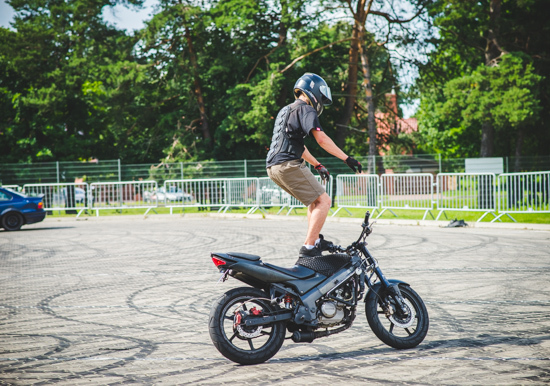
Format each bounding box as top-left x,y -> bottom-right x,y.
299,246 -> 322,258
316,234 -> 333,252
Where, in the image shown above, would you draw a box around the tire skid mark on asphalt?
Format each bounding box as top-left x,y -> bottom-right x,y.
2,218 -> 549,383
425,300 -> 550,305
389,267 -> 550,273
126,283 -> 188,321
2,354 -> 548,363
0,333 -> 73,373
0,304 -> 18,322
35,285 -> 191,332
426,303 -> 465,333
363,232 -> 494,260
126,230 -> 218,251
1,334 -> 158,385
374,234 -> 431,252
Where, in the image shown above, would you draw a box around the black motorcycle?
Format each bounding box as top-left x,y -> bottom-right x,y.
208,212 -> 429,364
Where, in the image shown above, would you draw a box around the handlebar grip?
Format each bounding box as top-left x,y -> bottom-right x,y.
364,211 -> 370,224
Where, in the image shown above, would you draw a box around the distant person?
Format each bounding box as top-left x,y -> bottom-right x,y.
266,73 -> 362,258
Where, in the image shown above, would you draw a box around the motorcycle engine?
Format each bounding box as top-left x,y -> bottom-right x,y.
318,300 -> 346,327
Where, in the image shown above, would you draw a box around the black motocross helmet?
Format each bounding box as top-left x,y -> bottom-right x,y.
293,72 -> 332,116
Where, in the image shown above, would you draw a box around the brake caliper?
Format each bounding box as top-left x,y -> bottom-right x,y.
234,311 -> 243,329
249,307 -> 262,316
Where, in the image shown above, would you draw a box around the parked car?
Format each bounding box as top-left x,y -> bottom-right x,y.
73,187 -> 86,204
0,187 -> 46,231
45,187 -> 88,207
147,187 -> 193,203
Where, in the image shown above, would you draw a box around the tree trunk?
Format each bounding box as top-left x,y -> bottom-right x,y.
359,43 -> 377,171
337,0 -> 367,148
514,127 -> 524,172
480,121 -> 494,157
485,0 -> 503,66
185,25 -> 211,145
337,20 -> 361,147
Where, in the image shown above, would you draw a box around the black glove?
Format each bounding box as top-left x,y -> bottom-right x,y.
345,156 -> 362,173
314,163 -> 330,181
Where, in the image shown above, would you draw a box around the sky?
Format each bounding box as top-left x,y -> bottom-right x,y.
1,0 -> 159,31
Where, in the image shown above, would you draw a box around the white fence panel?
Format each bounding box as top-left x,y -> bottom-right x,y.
378,173 -> 434,220
2,185 -> 21,192
332,174 -> 379,217
91,181 -> 157,216
224,178 -> 260,213
22,183 -> 90,217
436,173 -> 497,222
254,177 -> 291,214
493,172 -> 550,222
163,178 -> 227,212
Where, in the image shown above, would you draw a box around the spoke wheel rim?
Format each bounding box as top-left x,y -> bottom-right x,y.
221,296 -> 275,353
378,294 -> 421,338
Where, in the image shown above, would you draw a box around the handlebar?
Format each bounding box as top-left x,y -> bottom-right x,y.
363,211 -> 370,227
325,211 -> 374,254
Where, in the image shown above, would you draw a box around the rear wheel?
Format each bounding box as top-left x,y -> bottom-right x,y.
365,285 -> 429,349
209,287 -> 285,365
2,212 -> 24,231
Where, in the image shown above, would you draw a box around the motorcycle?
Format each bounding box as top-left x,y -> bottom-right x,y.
208,211 -> 429,364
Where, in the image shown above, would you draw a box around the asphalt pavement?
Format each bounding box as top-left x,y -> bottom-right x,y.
1,214 -> 549,385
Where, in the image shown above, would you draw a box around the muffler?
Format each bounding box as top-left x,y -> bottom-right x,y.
291,331 -> 316,343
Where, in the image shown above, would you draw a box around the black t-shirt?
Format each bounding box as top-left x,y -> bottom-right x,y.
266,100 -> 323,167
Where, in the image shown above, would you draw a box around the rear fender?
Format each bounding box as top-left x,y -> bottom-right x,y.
0,208 -> 22,217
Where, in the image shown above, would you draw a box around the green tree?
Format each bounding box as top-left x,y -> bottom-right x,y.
419,53 -> 542,159
416,0 -> 549,158
0,0 -> 145,163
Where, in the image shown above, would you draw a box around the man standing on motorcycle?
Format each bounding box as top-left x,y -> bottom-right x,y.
266,72 -> 362,258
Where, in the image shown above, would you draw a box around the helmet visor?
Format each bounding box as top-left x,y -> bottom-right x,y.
320,85 -> 332,105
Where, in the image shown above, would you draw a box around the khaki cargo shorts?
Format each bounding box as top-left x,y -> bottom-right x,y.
267,159 -> 326,206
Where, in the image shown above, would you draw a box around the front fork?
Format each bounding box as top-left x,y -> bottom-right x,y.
360,244 -> 409,318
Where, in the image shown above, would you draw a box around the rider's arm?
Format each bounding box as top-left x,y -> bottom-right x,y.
302,146 -> 320,166
311,130 -> 348,161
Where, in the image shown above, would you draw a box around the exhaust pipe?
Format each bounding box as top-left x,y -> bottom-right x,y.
291,331 -> 316,343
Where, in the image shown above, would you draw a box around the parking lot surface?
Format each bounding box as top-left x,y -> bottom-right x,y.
1,214 -> 549,385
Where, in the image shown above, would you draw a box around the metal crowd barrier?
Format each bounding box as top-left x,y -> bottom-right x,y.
163,178 -> 227,213
332,174 -> 379,217
377,173 -> 435,220
91,181 -> 158,216
284,175 -> 333,215
22,183 -> 91,217
2,185 -> 21,192
11,171 -> 550,221
253,177 -> 291,214
493,171 -> 550,222
436,173 -> 497,222
224,178 -> 260,214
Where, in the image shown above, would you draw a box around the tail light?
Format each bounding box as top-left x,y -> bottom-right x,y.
211,256 -> 227,267
38,201 -> 44,209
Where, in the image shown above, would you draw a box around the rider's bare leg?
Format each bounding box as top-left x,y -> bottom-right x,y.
304,192 -> 331,246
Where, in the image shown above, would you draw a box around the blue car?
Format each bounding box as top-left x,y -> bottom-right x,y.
0,187 -> 46,231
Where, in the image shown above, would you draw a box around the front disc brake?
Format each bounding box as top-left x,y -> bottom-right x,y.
387,298 -> 415,328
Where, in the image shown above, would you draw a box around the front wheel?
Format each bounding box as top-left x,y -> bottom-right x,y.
209,287 -> 286,365
365,284 -> 429,349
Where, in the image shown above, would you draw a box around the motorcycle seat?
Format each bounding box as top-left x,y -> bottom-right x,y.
227,252 -> 261,261
263,263 -> 316,279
